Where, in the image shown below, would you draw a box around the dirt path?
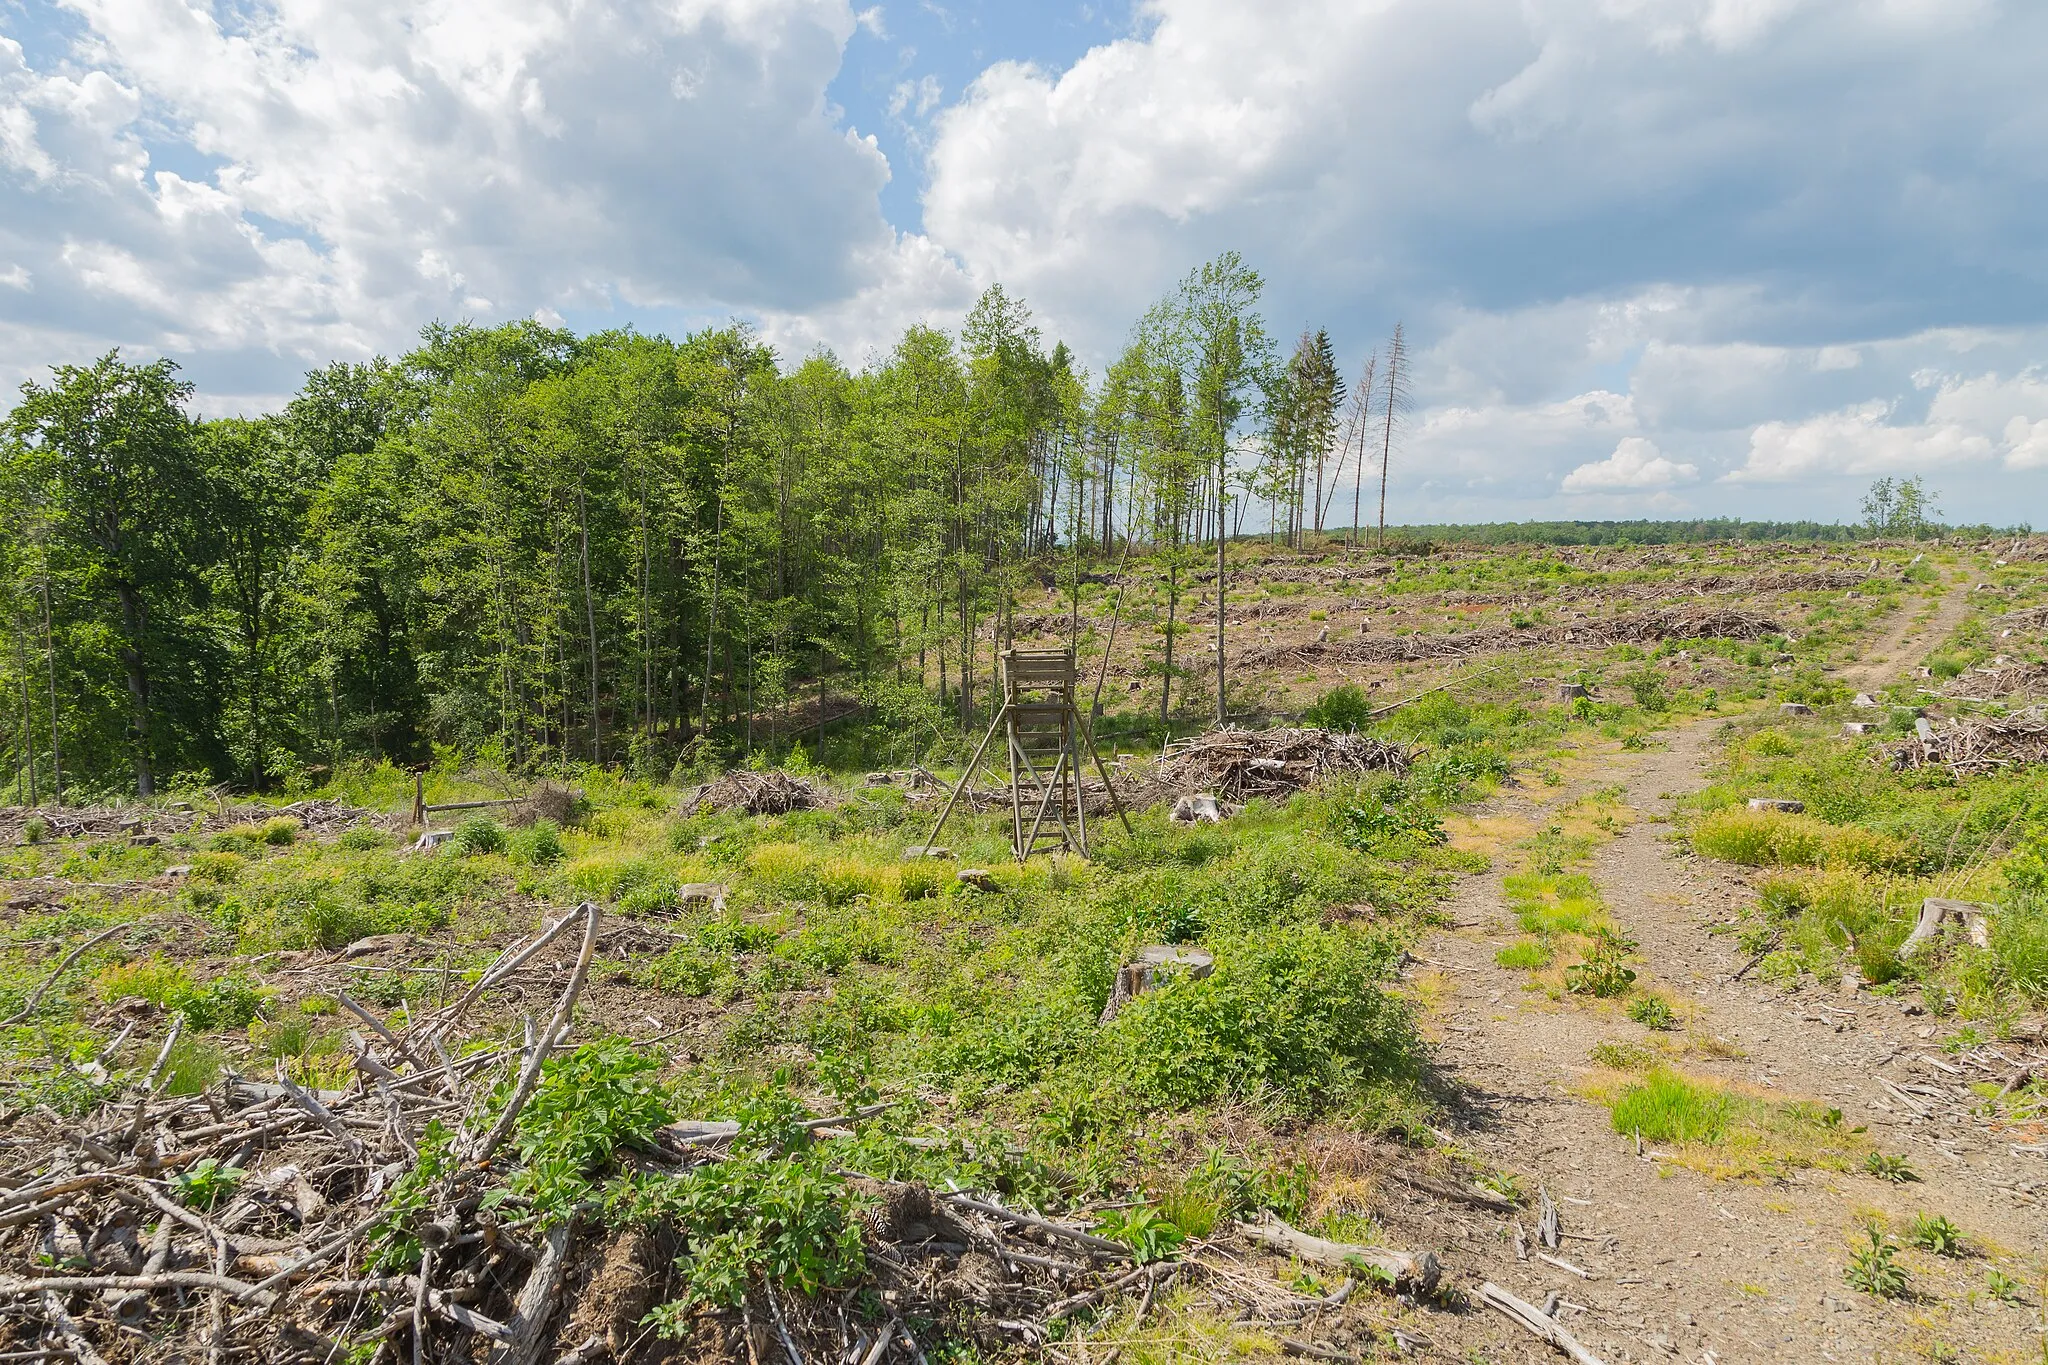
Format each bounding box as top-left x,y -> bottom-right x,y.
1409,585 -> 2045,1365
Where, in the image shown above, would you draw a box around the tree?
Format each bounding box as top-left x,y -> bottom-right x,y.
1862,476 -> 1941,539
1146,252 -> 1273,725
200,417 -> 320,790
3,352 -> 207,796
1374,323 -> 1410,551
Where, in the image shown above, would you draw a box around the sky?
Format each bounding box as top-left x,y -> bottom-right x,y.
3,0 -> 2047,527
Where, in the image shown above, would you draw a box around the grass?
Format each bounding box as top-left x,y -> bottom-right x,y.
1586,1061 -> 1862,1179
0,543 -> 1973,1352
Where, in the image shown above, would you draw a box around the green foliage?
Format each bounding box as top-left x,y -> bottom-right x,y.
1564,931 -> 1637,998
1864,1152 -> 1919,1184
453,815 -> 507,856
260,817 -> 300,846
1907,1212 -> 1965,1257
1844,1227 -> 1910,1298
1093,1206 -> 1185,1264
508,818 -> 565,866
1102,924 -> 1413,1114
613,1094 -> 866,1316
1608,1069 -> 1735,1144
96,959 -> 264,1029
494,1039 -> 675,1224
1984,1268 -> 2026,1303
1626,995 -> 1677,1030
1302,684 -> 1373,732
337,825 -> 387,851
171,1159 -> 245,1209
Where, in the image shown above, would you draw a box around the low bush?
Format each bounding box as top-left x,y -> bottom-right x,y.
453,815 -> 506,856
1103,924 -> 1413,1114
508,818 -> 565,866
260,817 -> 300,846
1691,808 -> 1927,874
337,826 -> 387,851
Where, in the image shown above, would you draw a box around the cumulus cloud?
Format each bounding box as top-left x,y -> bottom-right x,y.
1562,437 -> 1699,493
0,0 -> 958,394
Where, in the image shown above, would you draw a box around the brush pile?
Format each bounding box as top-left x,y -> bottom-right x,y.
0,903 -> 1439,1363
1890,708 -> 2048,777
1155,727 -> 1412,802
1244,607 -> 1780,668
0,798 -> 387,846
683,769 -> 828,816
1942,660 -> 2048,701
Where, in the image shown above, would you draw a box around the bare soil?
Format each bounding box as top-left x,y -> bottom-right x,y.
1411,580 -> 2047,1365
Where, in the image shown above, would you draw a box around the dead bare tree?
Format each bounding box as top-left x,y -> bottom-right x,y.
1375,324 -> 1409,551
1344,349 -> 1377,553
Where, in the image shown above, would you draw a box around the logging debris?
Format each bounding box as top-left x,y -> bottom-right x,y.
0,901 -> 1454,1364
1154,727 -> 1411,803
683,769 -> 829,815
1889,707 -> 2048,777
1241,607 -> 1781,668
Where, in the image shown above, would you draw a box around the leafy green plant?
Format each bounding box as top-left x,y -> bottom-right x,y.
1908,1213 -> 1964,1257
493,1039 -> 676,1224
1495,939 -> 1550,970
453,815 -> 507,856
1303,684 -> 1373,733
1984,1267 -> 2026,1303
260,817 -> 299,846
621,1139 -> 866,1319
509,818 -> 566,866
1565,932 -> 1637,998
1094,1206 -> 1186,1264
1843,1228 -> 1909,1298
337,826 -> 387,851
22,816 -> 47,844
172,1159 -> 245,1209
1864,1152 -> 1919,1184
1626,995 -> 1677,1030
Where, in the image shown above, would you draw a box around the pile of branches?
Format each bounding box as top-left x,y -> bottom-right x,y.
1155,727 -> 1411,802
1942,660 -> 2048,701
683,769 -> 828,816
0,903 -> 1440,1363
1244,606 -> 1781,669
1891,708 -> 2048,777
0,798 -> 387,845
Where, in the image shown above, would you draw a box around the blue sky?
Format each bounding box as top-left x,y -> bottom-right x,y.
3,0 -> 2047,526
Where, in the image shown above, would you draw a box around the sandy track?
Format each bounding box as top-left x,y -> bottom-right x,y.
1416,584 -> 2045,1365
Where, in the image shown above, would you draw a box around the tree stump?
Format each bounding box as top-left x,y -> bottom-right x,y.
1747,798 -> 1804,813
1170,793 -> 1228,825
1557,683 -> 1589,701
1899,898 -> 1996,958
1779,702 -> 1814,716
1842,722 -> 1878,735
1099,945 -> 1215,1023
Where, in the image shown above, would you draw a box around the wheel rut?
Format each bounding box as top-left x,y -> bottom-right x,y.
1417,581 -> 2044,1365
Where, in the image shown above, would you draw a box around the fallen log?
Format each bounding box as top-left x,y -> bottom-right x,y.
1235,1215 -> 1440,1295
1479,1282 -> 1607,1365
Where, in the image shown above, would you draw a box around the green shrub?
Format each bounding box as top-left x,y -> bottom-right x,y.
1302,684 -> 1373,732
22,816 -> 47,844
260,817 -> 299,846
498,1039 -> 675,1222
453,815 -> 506,856
189,852 -> 242,883
1104,925 -> 1412,1114
508,818 -> 565,866
1627,995 -> 1677,1030
337,826 -> 387,851
1844,1228 -> 1909,1298
897,860 -> 941,902
206,829 -> 263,856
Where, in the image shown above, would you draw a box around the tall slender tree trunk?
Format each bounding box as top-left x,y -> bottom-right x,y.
578,484 -> 600,763
39,570 -> 60,803
115,582 -> 153,798
1215,433 -> 1227,727
14,619 -> 37,805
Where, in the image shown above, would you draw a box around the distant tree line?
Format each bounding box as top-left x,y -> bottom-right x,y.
0,257 -> 1422,800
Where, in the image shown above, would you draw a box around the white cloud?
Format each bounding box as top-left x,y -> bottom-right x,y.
1562,437 -> 1700,492
0,0 -> 933,389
